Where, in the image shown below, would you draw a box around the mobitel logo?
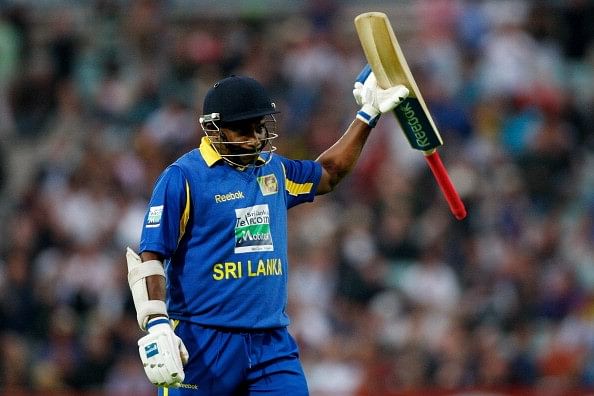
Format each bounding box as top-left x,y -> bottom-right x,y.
215,191 -> 245,203
399,101 -> 430,148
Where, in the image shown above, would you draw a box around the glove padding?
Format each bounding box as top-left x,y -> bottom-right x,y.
138,317 -> 189,387
353,64 -> 409,127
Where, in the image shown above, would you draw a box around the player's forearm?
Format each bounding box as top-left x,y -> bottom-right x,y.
315,118 -> 372,194
141,251 -> 167,303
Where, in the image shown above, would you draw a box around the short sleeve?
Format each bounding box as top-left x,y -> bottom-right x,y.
139,165 -> 187,258
280,158 -> 322,209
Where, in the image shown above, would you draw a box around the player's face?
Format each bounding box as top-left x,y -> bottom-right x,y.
217,117 -> 268,164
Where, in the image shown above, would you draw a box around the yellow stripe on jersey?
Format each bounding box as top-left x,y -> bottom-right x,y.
178,180 -> 191,242
285,179 -> 314,196
281,163 -> 314,196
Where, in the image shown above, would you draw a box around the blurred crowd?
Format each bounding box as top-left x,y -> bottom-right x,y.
0,0 -> 593,395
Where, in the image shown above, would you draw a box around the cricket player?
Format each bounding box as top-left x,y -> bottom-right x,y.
126,69 -> 408,395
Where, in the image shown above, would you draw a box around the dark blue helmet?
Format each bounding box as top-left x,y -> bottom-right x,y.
202,76 -> 278,123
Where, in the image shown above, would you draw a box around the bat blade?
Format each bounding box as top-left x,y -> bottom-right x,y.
355,12 -> 442,151
354,12 -> 406,89
355,12 -> 467,220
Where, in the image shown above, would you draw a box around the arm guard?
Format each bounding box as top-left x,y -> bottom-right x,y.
126,247 -> 168,331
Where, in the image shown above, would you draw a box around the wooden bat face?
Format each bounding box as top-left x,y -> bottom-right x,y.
355,12 -> 443,152
355,12 -> 467,220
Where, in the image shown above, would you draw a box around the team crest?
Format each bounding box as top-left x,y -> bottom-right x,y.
257,174 -> 278,196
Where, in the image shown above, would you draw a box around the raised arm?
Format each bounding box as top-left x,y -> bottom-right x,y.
315,119 -> 372,195
315,66 -> 409,195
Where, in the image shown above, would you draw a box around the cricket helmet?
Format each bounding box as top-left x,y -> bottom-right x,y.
202,75 -> 279,123
199,75 -> 279,167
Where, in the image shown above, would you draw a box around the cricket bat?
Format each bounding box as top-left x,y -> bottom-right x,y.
355,12 -> 467,220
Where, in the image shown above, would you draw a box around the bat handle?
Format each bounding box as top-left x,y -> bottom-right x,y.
424,150 -> 467,220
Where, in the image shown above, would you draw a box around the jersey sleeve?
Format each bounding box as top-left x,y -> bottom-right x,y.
280,157 -> 322,209
139,165 -> 188,258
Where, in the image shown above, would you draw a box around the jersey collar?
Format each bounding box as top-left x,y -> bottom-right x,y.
198,136 -> 266,169
199,136 -> 222,167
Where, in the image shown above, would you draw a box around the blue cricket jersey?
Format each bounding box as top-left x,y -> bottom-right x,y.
140,137 -> 322,329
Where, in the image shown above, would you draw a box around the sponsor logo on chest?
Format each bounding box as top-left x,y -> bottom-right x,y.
234,204 -> 274,253
214,190 -> 245,203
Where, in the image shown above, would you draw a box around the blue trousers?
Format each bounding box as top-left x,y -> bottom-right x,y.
158,321 -> 309,396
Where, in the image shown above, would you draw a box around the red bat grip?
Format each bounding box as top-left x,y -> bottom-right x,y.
424,151 -> 467,220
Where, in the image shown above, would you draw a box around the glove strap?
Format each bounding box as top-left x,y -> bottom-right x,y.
146,316 -> 170,331
356,109 -> 380,128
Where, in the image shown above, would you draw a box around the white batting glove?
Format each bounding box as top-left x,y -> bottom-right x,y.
353,64 -> 409,127
138,316 -> 189,387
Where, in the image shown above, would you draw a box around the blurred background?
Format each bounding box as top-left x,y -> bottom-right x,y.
0,0 -> 593,395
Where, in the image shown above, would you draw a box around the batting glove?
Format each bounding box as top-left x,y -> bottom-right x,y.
138,316 -> 189,387
353,64 -> 409,127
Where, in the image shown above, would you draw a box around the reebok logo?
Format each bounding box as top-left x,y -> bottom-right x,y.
215,191 -> 245,203
399,101 -> 430,148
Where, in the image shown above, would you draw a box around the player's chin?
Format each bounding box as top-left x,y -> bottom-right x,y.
243,154 -> 260,164
234,150 -> 259,164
